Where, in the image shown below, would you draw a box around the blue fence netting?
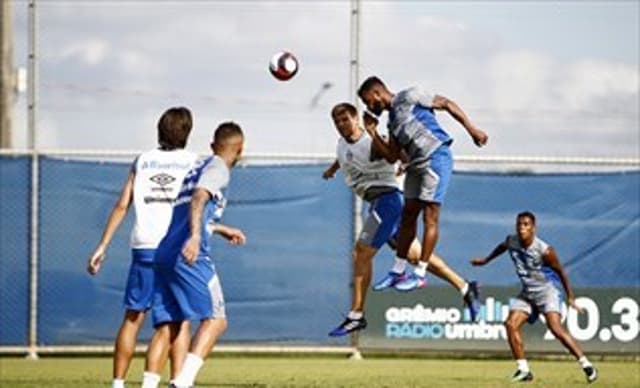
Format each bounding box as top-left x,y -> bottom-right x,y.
1,156 -> 638,346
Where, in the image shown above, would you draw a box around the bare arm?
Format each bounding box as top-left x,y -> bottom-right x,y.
87,169 -> 134,275
213,223 -> 247,245
431,95 -> 488,147
470,240 -> 508,266
543,246 -> 582,311
363,111 -> 402,163
181,188 -> 212,265
322,159 -> 340,180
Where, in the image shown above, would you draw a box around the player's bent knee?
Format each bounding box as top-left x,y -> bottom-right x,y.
504,319 -> 519,332
202,317 -> 228,333
354,242 -> 376,260
124,309 -> 146,325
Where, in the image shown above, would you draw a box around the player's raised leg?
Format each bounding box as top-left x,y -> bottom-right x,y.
426,252 -> 480,322
329,242 -> 375,336
392,199 -> 425,291
330,191 -> 404,336
394,239 -> 481,321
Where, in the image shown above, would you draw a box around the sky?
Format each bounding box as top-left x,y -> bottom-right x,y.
8,0 -> 640,161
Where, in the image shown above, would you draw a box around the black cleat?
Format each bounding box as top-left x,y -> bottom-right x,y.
511,369 -> 534,382
328,316 -> 367,337
463,280 -> 480,322
583,365 -> 598,383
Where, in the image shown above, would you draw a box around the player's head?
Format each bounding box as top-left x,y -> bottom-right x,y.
358,76 -> 392,117
211,121 -> 244,167
331,102 -> 361,142
516,211 -> 537,241
157,107 -> 193,150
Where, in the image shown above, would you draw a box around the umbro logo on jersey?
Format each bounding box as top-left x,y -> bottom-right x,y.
149,173 -> 176,186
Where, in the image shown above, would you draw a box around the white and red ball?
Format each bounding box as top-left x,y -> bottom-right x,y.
269,51 -> 299,81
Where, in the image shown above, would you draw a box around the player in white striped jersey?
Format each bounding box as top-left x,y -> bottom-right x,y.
86,107 -> 197,388
471,211 -> 597,383
324,103 -> 480,337
141,122 -> 245,388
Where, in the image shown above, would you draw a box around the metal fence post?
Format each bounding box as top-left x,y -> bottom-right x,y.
26,0 -> 39,360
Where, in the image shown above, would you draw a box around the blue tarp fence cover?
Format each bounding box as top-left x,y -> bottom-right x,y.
1,156 -> 638,347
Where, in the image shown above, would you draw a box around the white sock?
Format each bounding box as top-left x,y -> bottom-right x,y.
414,261 -> 428,277
347,311 -> 363,320
174,353 -> 204,386
112,379 -> 125,388
578,356 -> 592,368
391,257 -> 406,274
516,359 -> 530,372
460,282 -> 469,296
141,372 -> 161,388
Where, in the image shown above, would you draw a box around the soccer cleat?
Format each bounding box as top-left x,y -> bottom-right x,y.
328,316 -> 367,337
511,369 -> 534,382
394,272 -> 427,292
372,271 -> 407,291
463,280 -> 481,322
583,365 -> 598,383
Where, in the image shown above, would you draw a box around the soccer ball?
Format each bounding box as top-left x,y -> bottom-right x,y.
269,51 -> 299,81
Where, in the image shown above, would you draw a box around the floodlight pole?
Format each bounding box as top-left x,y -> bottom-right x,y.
27,0 -> 39,360
349,0 -> 362,241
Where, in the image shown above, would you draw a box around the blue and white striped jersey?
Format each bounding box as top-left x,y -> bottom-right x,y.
505,235 -> 561,292
388,87 -> 452,170
154,155 -> 230,266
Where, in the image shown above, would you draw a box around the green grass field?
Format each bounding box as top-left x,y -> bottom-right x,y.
1,356 -> 638,387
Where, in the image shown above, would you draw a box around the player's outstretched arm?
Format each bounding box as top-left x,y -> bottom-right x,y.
87,169 -> 135,275
432,95 -> 488,147
322,159 -> 340,180
213,224 -> 247,245
543,246 -> 583,312
181,188 -> 211,265
470,240 -> 508,266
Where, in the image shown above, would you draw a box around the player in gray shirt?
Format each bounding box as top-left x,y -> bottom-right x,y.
471,211 -> 597,383
358,76 -> 488,292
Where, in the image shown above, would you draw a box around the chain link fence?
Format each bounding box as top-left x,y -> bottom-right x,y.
1,151 -> 638,356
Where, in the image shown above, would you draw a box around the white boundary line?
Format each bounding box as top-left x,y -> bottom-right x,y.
0,345 -> 357,355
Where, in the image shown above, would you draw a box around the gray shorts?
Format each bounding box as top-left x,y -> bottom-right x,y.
510,285 -> 562,316
403,146 -> 452,203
